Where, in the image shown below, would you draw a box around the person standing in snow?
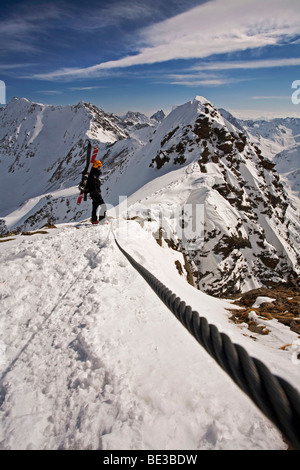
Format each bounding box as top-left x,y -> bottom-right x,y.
80,160 -> 106,224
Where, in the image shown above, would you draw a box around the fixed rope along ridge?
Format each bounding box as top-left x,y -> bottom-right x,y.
114,236 -> 300,450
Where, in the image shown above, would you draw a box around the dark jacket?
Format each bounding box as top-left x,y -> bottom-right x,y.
84,167 -> 102,197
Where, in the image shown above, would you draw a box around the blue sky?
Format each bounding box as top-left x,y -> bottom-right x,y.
1,0 -> 300,118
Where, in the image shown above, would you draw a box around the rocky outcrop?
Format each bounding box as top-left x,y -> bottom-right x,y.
125,96 -> 299,296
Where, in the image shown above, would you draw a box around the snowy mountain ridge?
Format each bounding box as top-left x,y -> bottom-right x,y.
0,96 -> 299,297
102,96 -> 299,295
1,211 -> 299,450
1,96 -> 300,450
0,98 -> 128,216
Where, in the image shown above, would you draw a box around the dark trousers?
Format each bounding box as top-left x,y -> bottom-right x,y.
91,194 -> 105,222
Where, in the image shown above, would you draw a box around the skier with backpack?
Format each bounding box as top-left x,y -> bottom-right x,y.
78,142 -> 106,224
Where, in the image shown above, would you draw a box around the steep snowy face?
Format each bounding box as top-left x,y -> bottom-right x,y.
118,110 -> 161,145
274,146 -> 300,197
223,112 -> 300,199
239,117 -> 300,156
122,111 -> 155,127
150,110 -> 165,123
0,98 -> 127,215
111,96 -> 299,296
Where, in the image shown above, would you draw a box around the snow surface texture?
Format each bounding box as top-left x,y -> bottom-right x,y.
0,216 -> 299,450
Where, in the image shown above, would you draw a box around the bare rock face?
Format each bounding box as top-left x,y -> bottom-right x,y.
228,278 -> 300,335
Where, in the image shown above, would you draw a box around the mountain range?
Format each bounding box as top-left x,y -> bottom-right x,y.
0,96 -> 299,297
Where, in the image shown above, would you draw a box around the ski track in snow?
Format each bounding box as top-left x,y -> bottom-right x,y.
0,220 -> 293,450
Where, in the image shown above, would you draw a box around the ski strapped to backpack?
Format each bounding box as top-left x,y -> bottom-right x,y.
77,142 -> 99,205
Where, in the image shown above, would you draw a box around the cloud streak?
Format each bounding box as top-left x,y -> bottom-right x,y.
251,95 -> 289,100
192,58 -> 300,71
29,0 -> 300,81
0,5 -> 64,54
166,72 -> 246,87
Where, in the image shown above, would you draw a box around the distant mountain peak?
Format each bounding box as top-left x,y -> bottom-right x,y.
150,110 -> 165,122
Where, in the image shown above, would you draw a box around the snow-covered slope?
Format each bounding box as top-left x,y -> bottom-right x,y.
118,110 -> 164,145
220,109 -> 300,199
0,98 -> 128,218
1,96 -> 299,297
274,145 -> 300,197
0,216 -> 299,450
103,97 -> 299,295
219,111 -> 300,280
241,118 -> 300,210
239,117 -> 300,158
0,99 -> 165,232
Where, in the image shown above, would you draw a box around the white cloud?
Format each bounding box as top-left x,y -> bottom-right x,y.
192,58 -> 300,71
0,5 -> 63,53
31,0 -> 300,80
34,90 -> 62,95
0,63 -> 36,70
251,95 -> 289,100
171,79 -> 229,86
167,72 -> 245,87
69,86 -> 103,91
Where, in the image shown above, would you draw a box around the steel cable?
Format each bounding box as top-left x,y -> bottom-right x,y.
114,236 -> 300,450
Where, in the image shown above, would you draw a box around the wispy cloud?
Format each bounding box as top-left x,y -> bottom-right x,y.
34,89 -> 62,95
69,86 -> 104,91
192,58 -> 300,71
170,79 -> 239,86
167,73 -> 245,87
0,63 -> 36,70
29,0 -> 300,81
251,95 -> 289,100
75,1 -> 156,29
0,5 -> 64,54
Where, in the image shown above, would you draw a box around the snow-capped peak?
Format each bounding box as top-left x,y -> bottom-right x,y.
0,96 -> 299,297
103,96 -> 299,295
150,110 -> 165,122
